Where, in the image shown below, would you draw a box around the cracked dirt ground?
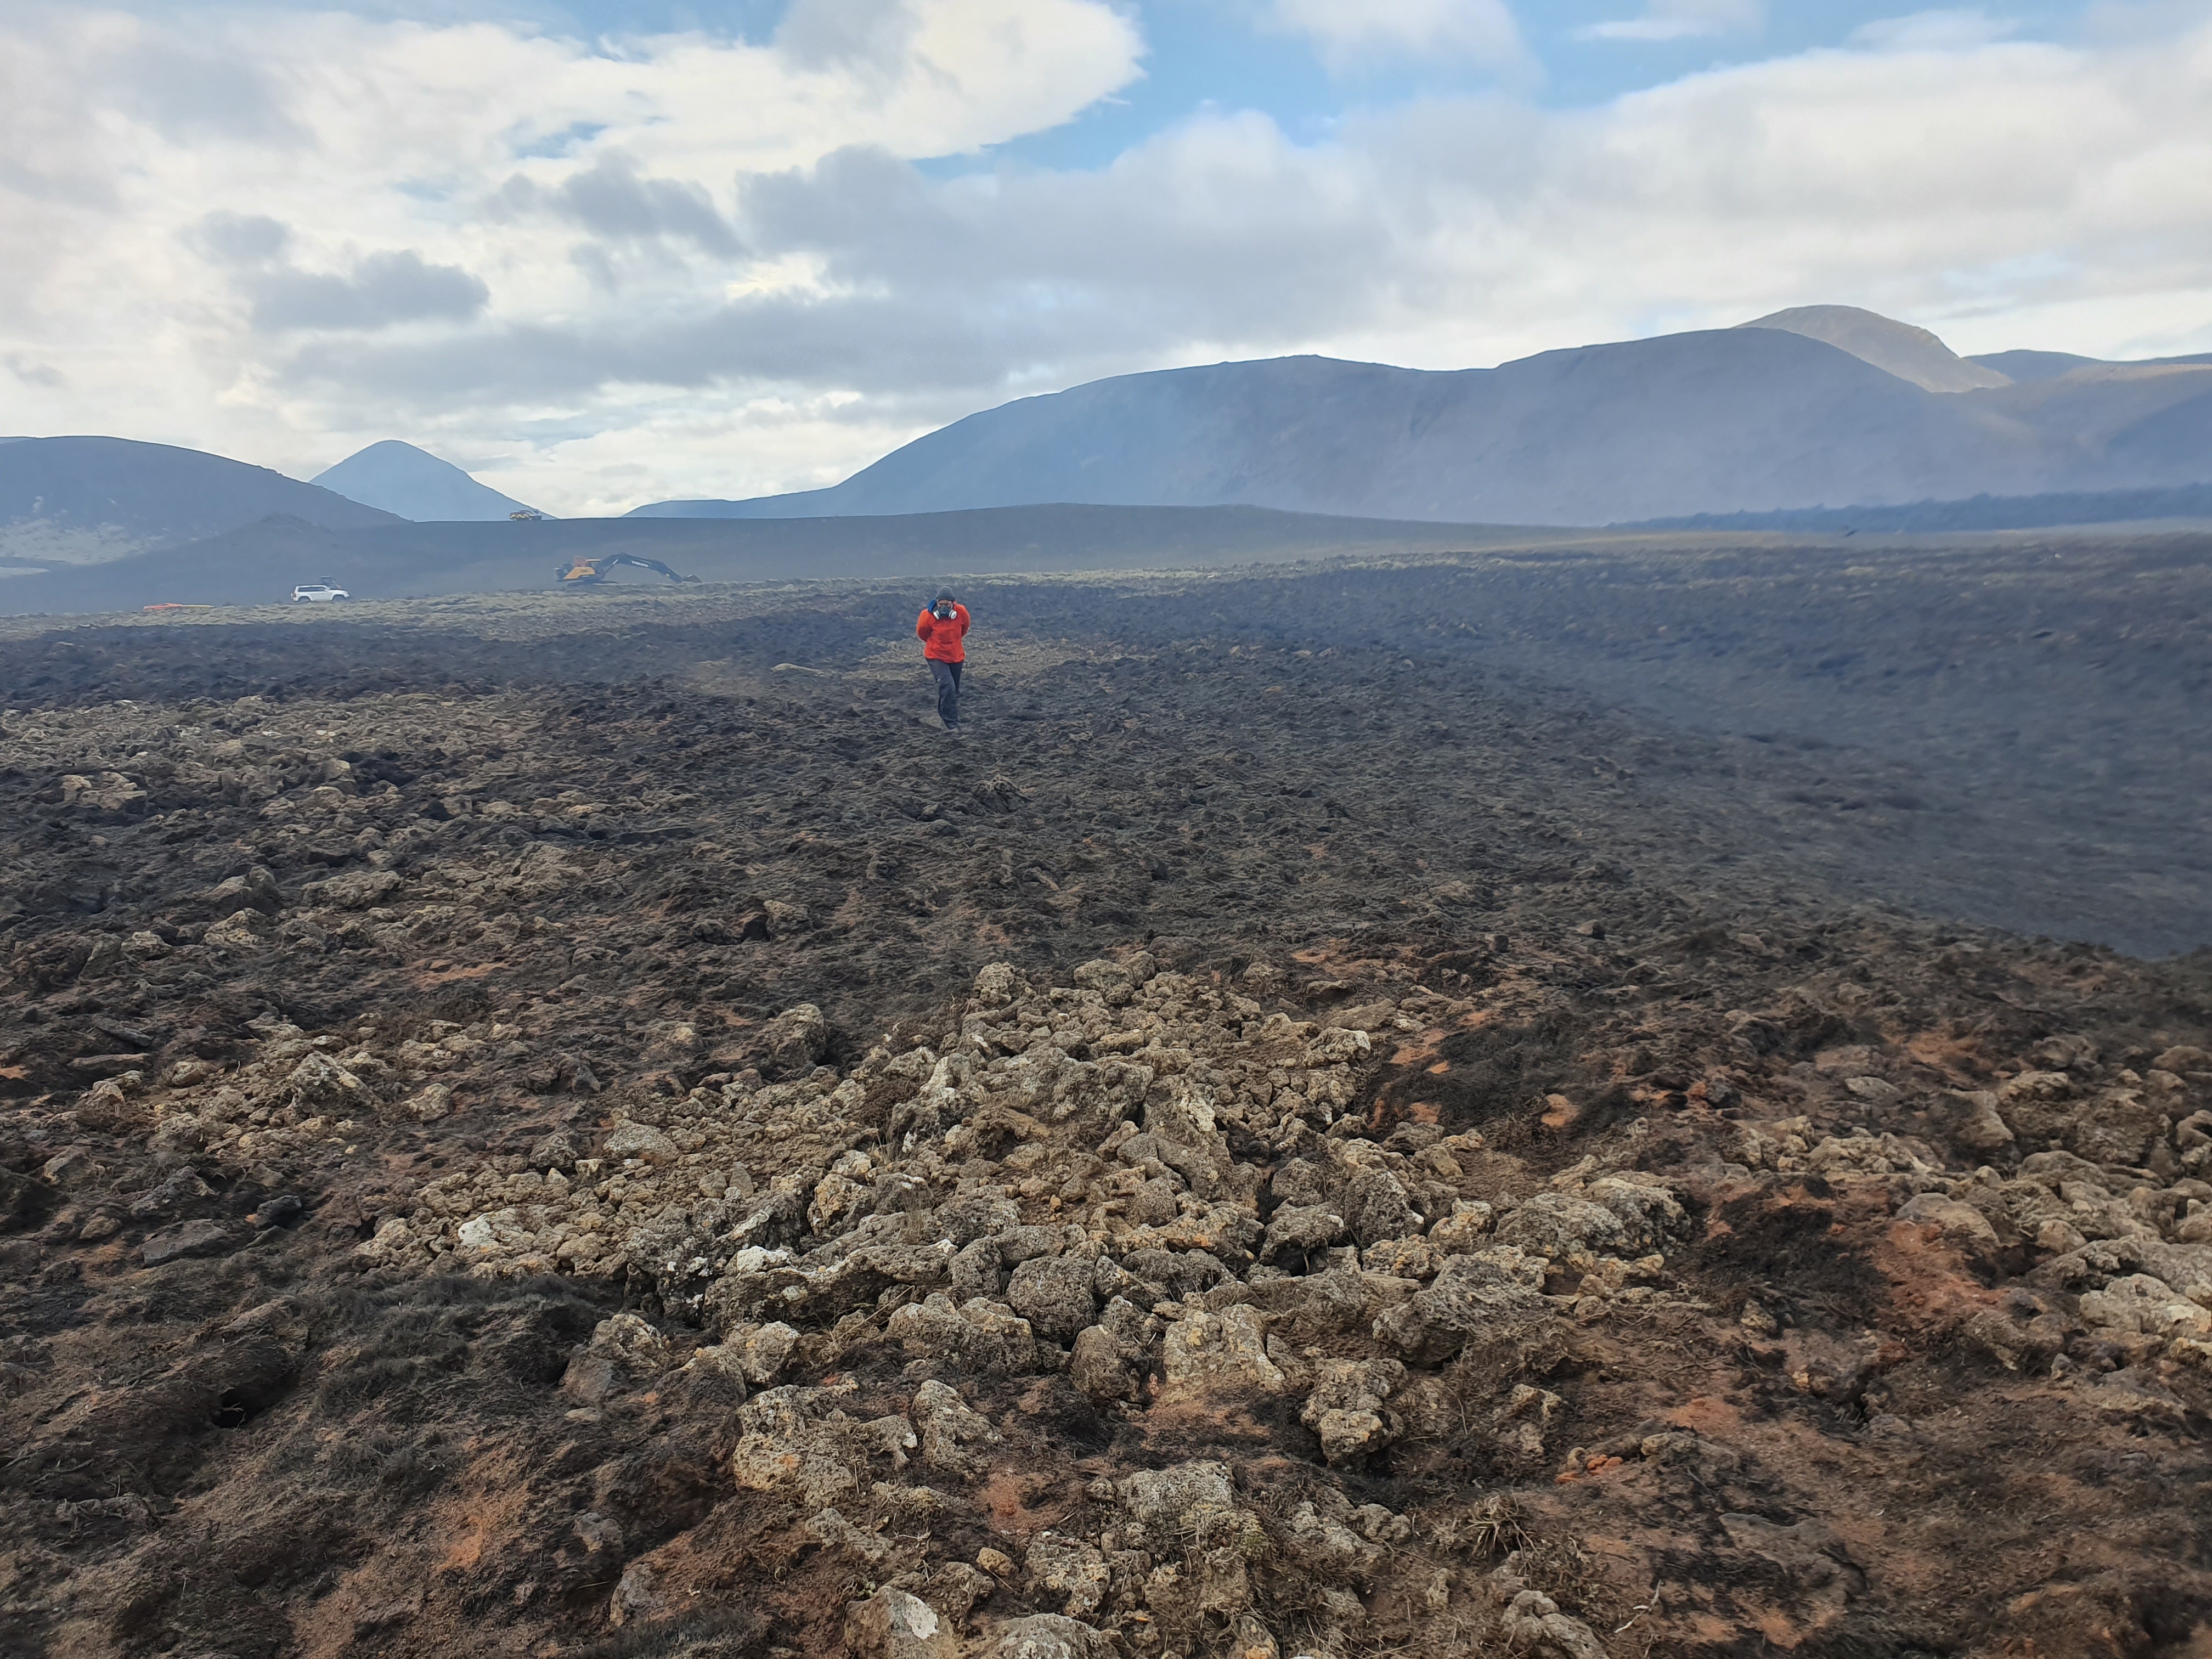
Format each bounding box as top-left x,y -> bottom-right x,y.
2,560 -> 2211,1659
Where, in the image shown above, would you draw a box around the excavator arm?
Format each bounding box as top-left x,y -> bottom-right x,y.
556,553 -> 703,586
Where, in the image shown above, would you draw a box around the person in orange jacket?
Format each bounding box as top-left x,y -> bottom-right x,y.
916,587 -> 972,731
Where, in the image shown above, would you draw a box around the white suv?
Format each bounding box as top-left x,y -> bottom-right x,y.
291,583 -> 349,602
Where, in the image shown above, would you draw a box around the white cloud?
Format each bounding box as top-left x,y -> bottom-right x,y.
3,1 -> 2212,515
251,251 -> 492,332
0,0 -> 1144,505
1848,10 -> 2015,52
1263,0 -> 1528,72
1579,0 -> 1764,45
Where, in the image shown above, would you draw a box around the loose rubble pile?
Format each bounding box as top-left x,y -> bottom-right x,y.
3,583 -> 2211,1658
17,941 -> 2212,1656
369,948 -> 1697,1659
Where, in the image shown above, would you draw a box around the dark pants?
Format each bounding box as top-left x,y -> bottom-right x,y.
930,658 -> 963,727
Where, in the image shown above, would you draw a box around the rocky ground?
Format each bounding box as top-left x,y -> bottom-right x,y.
3,563 -> 2211,1659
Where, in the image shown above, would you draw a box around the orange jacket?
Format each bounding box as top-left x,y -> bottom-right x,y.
917,603 -> 970,663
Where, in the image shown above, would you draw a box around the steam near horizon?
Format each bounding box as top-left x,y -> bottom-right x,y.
4,0 -> 2211,516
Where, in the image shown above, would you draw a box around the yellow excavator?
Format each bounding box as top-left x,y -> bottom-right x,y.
555,554 -> 703,588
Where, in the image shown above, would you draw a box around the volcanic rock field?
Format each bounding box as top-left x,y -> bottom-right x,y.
3,546 -> 2211,1658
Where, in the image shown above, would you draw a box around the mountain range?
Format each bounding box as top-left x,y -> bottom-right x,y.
631,306 -> 2212,527
5,307 -> 2208,583
0,438 -> 403,568
0,439 -> 539,576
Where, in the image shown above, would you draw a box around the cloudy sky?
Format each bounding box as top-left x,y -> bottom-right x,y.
4,0 -> 2210,514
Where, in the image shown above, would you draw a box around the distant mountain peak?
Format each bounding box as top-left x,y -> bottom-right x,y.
313,440 -> 544,522
1739,304 -> 2011,393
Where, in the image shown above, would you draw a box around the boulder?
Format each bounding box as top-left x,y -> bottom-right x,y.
1426,1200 -> 1495,1256
761,1003 -> 830,1078
1361,1237 -> 1437,1279
1895,1193 -> 2001,1251
1069,1324 -> 1136,1403
932,1191 -> 1022,1246
204,910 -> 272,950
39,1147 -> 101,1188
730,1386 -> 865,1505
1026,1532 -> 1111,1618
1344,1168 -> 1423,1245
912,1379 -> 1001,1476
1585,1177 -> 1686,1251
140,1218 -> 236,1265
285,1051 -> 365,1108
591,1312 -> 670,1368
1161,1304 -> 1283,1395
1260,1203 -> 1346,1263
1494,1193 -> 1626,1260
1938,1090 -> 2017,1156
603,1120 -> 679,1163
973,1615 -> 1118,1659
845,1589 -> 958,1659
1300,1358 -> 1404,1464
1073,957 -> 1148,1007
738,1321 -> 800,1384
561,1312 -> 672,1403
62,771 -> 148,811
888,1295 -> 1041,1375
300,868 -> 401,910
2079,1274 -> 2212,1340
1120,1462 -> 1235,1537
1373,1247 -> 1550,1362
974,961 -> 1033,1008
1008,1254 -> 1099,1345
1498,1588 -> 1606,1659
197,865 -> 284,916
1271,1159 -> 1328,1205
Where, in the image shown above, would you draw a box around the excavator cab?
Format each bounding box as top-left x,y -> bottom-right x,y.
555,554 -> 702,588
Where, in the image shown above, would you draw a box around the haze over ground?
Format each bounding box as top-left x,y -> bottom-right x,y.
5,1 -> 2212,516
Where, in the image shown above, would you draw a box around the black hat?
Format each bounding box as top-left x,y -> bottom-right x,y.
932,588 -> 956,603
